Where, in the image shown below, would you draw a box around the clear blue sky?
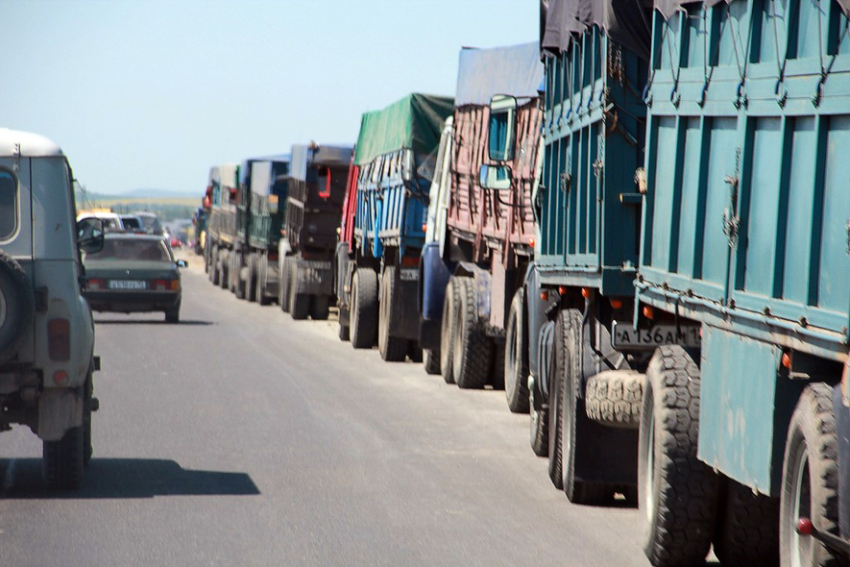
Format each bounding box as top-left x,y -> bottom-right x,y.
2,0 -> 537,195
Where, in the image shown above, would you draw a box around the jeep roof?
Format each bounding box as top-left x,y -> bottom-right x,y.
0,128 -> 63,158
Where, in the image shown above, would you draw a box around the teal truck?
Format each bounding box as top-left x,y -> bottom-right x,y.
529,1 -> 850,566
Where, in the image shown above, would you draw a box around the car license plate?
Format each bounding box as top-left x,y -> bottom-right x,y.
612,321 -> 700,349
399,268 -> 418,281
108,280 -> 147,290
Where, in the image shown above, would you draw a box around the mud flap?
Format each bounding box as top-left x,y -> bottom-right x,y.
38,388 -> 83,441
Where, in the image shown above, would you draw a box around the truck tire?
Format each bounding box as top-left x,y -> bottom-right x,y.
280,257 -> 291,313
408,343 -> 423,363
439,278 -> 458,384
246,253 -> 257,303
452,277 -> 492,389
43,423 -> 84,490
311,295 -> 330,320
0,251 -> 34,363
548,324 -> 565,489
218,250 -> 228,289
490,343 -> 505,390
257,255 -> 271,306
350,269 -> 378,349
235,256 -> 247,300
780,382 -> 842,567
714,478 -> 779,567
338,323 -> 350,342
423,349 -> 441,374
505,288 -> 530,413
290,293 -> 310,320
585,370 -> 644,428
639,345 -> 719,567
378,266 -> 408,362
210,246 -> 219,284
530,379 -> 549,457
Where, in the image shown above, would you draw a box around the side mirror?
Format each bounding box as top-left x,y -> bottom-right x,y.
479,165 -> 513,193
488,94 -> 518,162
176,259 -> 188,268
77,217 -> 105,254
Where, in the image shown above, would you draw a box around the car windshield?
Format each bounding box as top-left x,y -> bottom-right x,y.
121,217 -> 142,230
86,238 -> 171,262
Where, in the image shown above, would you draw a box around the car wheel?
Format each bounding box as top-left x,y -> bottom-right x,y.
43,425 -> 84,490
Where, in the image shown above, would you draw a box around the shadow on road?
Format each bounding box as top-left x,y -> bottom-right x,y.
94,319 -> 215,326
0,458 -> 259,499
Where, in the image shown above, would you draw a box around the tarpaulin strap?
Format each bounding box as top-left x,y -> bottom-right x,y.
728,3 -> 755,106
699,3 -> 730,105
814,4 -> 849,105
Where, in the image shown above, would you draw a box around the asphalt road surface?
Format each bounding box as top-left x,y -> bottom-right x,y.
0,253 -> 666,567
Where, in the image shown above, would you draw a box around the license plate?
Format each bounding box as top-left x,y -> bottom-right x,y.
399,268 -> 418,281
612,321 -> 700,349
108,280 -> 147,290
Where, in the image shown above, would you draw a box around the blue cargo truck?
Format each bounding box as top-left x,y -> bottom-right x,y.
631,1 -> 850,566
506,0 -> 651,504
335,94 -> 454,361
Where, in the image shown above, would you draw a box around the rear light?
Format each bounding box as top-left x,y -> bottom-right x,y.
401,256 -> 420,267
48,318 -> 71,361
53,370 -> 69,385
86,278 -> 106,290
151,279 -> 180,291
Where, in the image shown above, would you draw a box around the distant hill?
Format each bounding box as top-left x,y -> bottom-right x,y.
122,188 -> 197,198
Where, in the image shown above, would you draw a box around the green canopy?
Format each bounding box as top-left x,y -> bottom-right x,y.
354,93 -> 454,166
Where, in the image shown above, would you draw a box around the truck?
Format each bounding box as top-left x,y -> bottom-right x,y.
208,156 -> 291,305
422,43 -> 544,391
335,93 -> 454,361
499,0 -> 652,507
631,1 -> 850,566
206,163 -> 239,287
279,143 -> 352,319
0,128 -> 104,489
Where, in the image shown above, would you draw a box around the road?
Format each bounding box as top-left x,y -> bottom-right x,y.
0,252 -> 655,567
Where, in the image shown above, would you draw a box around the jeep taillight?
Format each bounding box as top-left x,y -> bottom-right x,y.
48,318 -> 70,361
86,278 -> 105,290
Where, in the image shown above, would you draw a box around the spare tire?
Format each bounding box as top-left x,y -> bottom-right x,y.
0,249 -> 33,363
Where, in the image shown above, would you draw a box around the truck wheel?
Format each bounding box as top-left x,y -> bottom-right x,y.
780,382 -> 842,567
530,379 -> 548,457
490,343 -> 505,390
0,251 -> 34,363
439,278 -> 458,384
235,257 -> 247,300
246,254 -> 257,302
350,269 -> 378,349
257,255 -> 270,306
43,424 -> 84,490
311,295 -> 330,320
452,277 -> 492,389
408,343 -> 423,363
714,478 -> 779,567
639,345 -> 719,567
290,293 -> 310,320
423,349 -> 441,375
338,323 -> 350,342
505,288 -> 530,413
548,330 -> 564,489
280,257 -> 291,313
585,370 -> 644,428
378,266 -> 408,362
218,251 -> 228,289
210,246 -> 219,284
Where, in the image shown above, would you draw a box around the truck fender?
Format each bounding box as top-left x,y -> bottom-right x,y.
420,242 -> 453,321
453,262 -> 490,325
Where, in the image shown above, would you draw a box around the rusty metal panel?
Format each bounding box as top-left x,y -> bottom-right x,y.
446,102 -> 542,267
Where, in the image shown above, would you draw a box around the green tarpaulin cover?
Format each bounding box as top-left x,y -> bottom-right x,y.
353,93 -> 454,166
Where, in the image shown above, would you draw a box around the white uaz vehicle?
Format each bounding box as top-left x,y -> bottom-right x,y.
0,128 -> 103,489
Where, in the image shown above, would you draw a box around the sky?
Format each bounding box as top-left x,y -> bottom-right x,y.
2,0 -> 538,195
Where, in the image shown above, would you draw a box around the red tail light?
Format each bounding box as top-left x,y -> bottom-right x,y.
151,279 -> 180,291
401,256 -> 420,267
48,318 -> 70,361
86,278 -> 106,290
